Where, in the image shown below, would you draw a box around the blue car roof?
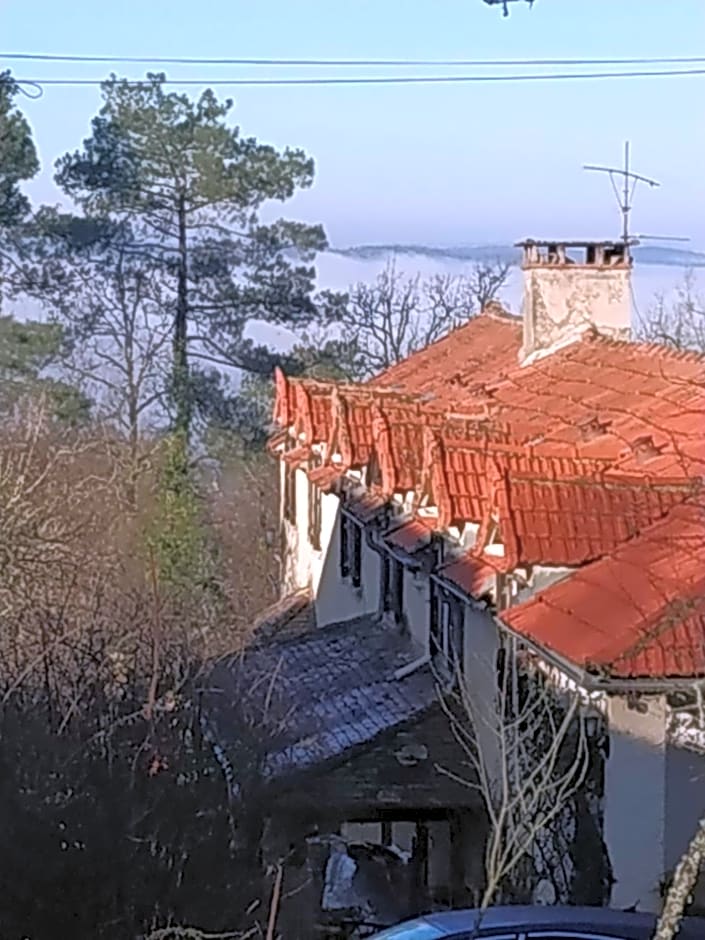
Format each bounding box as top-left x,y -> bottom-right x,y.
423,905 -> 658,934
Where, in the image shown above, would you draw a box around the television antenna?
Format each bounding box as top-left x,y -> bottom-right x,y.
483,0 -> 535,17
584,141 -> 660,255
634,234 -> 690,243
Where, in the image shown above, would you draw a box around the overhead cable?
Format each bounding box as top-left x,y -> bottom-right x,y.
8,67 -> 705,89
3,52 -> 705,67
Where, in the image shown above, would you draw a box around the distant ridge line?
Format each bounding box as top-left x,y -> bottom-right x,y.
332,243 -> 705,267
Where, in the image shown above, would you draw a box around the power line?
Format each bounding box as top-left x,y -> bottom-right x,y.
10,67 -> 705,90
3,51 -> 705,67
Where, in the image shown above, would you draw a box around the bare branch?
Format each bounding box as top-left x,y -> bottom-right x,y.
336,257 -> 511,378
440,638 -> 592,908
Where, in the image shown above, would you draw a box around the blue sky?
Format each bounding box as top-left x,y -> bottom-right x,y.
2,0 -> 704,248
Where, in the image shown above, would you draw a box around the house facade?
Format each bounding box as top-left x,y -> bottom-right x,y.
270,238 -> 705,915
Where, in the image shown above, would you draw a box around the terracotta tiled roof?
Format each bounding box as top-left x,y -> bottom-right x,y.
482,333 -> 705,479
502,501 -> 705,679
369,307 -> 523,403
307,464 -> 341,491
372,330 -> 705,481
274,334 -> 705,486
431,440 -> 692,566
385,519 -> 435,554
274,369 -> 698,567
345,490 -> 389,523
440,556 -> 499,598
502,476 -> 692,566
271,312 -> 705,679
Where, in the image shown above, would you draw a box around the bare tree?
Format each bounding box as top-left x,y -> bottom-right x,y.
655,818 -> 705,940
635,272 -> 705,939
63,248 -> 171,451
0,400 -> 280,937
440,639 -> 592,909
337,257 -> 511,378
202,445 -> 280,650
20,217 -> 173,502
638,268 -> 705,354
654,686 -> 705,938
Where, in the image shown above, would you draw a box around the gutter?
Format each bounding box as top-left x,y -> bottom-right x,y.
429,571 -> 491,612
343,487 -> 705,697
394,651 -> 432,681
364,523 -> 382,554
430,567 -> 705,696
498,618 -> 705,696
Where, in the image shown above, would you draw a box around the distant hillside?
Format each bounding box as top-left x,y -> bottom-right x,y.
632,245 -> 705,267
334,244 -> 520,264
334,243 -> 705,268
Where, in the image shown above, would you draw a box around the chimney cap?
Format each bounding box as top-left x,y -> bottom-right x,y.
515,238 -> 639,249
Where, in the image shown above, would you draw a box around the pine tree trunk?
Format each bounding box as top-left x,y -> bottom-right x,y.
654,816 -> 705,940
173,193 -> 191,440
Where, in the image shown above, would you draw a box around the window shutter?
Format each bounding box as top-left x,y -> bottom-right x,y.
351,525 -> 362,588
340,513 -> 350,578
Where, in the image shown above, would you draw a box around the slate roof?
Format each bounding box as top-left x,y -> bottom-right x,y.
205,613 -> 438,781
250,589 -> 316,645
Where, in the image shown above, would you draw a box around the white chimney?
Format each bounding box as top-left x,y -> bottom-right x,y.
517,239 -> 632,364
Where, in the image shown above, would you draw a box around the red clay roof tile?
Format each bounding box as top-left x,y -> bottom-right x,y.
307,464 -> 340,491
370,308 -> 523,402
504,477 -> 690,565
273,313 -> 705,679
345,490 -> 388,523
281,446 -> 309,466
441,555 -> 499,598
503,501 -> 705,679
385,519 -> 434,554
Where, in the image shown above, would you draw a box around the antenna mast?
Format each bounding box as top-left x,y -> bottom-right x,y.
584,141 -> 660,255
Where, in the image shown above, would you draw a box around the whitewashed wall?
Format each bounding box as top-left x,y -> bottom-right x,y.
315,509 -> 382,627
604,695 -> 668,913
279,464 -> 383,626
280,464 -> 313,593
277,456 -> 699,915
461,605 -> 502,787
403,567 -> 430,652
310,490 -> 340,596
665,742 -> 705,888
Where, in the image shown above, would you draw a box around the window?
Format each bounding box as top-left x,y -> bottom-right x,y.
382,553 -> 404,622
496,573 -> 520,611
283,464 -> 297,525
431,588 -> 463,672
308,478 -> 322,550
340,513 -> 362,587
496,645 -> 508,692
366,449 -> 383,488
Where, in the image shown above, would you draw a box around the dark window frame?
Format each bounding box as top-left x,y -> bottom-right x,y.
283,463 -> 297,525
308,477 -> 322,551
382,552 -> 405,622
366,448 -> 383,488
431,585 -> 464,671
340,512 -> 363,587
